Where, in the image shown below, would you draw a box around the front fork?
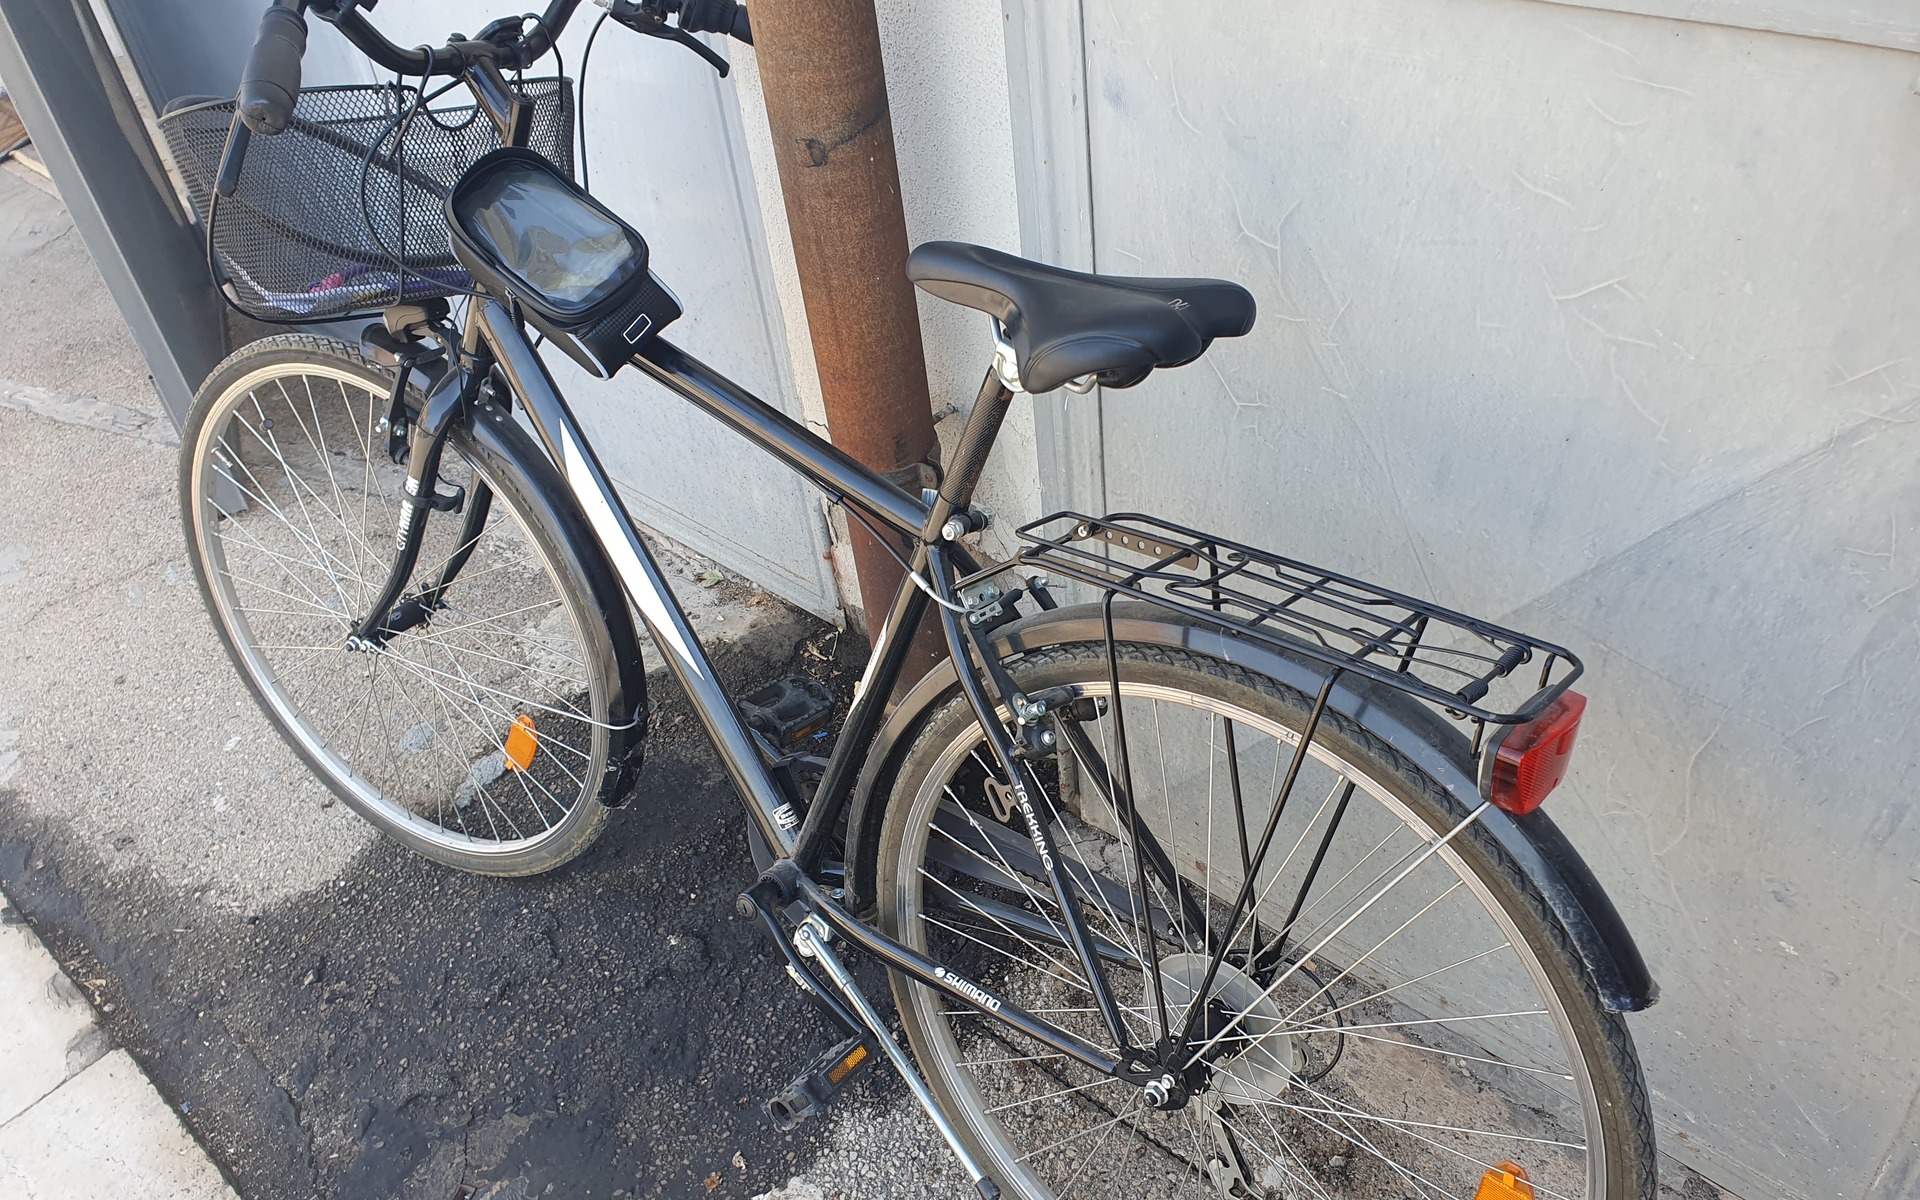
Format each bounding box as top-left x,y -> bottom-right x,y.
347,344 -> 495,649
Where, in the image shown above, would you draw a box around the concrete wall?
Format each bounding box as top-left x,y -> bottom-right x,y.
1006,0 -> 1920,1196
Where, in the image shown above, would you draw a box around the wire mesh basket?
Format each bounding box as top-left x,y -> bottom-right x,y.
1016,511 -> 1583,727
159,80 -> 575,323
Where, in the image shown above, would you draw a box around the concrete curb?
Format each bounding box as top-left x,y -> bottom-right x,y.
0,889 -> 238,1200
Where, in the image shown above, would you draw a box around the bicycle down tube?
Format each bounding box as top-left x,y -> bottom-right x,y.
474,300 -> 806,857
468,299 -> 1149,1065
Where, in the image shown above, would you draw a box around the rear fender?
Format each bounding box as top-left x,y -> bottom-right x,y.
842,602 -> 1656,1012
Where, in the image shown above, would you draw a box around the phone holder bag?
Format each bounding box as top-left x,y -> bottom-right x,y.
448,148 -> 681,377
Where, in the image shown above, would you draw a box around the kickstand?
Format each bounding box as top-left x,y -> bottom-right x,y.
793,916 -> 1004,1200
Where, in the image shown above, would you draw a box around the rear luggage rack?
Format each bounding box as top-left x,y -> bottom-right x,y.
1014,511 -> 1581,727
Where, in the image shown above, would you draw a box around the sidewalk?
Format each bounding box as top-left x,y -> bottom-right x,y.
0,888 -> 237,1199
0,132 -> 239,1200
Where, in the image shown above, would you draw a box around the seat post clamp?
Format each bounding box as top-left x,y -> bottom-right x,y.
940,505 -> 991,542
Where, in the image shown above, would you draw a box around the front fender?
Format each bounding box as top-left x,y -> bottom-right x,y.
843,601 -> 1657,1013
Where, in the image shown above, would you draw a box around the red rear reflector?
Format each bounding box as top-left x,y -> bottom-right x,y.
1489,691 -> 1586,815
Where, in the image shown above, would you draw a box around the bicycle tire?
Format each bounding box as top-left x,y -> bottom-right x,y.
877,640 -> 1655,1200
180,334 -> 645,875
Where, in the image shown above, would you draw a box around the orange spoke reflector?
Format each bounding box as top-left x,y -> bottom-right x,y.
1475,1162 -> 1535,1200
504,715 -> 538,772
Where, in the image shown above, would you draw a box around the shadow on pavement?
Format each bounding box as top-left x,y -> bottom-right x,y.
0,625 -> 906,1200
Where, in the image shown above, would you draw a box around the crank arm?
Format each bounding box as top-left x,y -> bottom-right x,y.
735,887 -> 864,1039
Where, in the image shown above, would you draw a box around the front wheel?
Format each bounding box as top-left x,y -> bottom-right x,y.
180,334 -> 644,876
877,641 -> 1654,1200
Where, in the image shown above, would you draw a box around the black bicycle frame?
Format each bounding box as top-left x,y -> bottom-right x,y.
294,46 -> 1145,1081
456,299 -> 1135,1074
229,15 -> 1650,1194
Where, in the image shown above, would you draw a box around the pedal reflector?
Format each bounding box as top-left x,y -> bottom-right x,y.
826,1042 -> 869,1086
504,715 -> 538,772
764,1033 -> 876,1131
1475,1161 -> 1535,1200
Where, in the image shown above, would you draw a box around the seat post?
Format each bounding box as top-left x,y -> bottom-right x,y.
921,363 -> 1016,542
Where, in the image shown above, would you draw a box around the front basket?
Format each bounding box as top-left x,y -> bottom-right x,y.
159,80 -> 575,323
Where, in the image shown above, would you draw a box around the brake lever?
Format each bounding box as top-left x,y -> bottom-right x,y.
599,0 -> 731,75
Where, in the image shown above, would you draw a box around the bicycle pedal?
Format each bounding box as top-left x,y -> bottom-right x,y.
763,1032 -> 876,1131
738,675 -> 836,749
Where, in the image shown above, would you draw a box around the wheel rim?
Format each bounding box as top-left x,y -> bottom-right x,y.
891,674 -> 1612,1200
188,360 -> 610,859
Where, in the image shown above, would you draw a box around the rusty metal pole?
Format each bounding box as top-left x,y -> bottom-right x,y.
749,0 -> 938,634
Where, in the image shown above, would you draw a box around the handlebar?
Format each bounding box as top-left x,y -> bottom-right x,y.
676,0 -> 753,44
316,0 -> 576,79
320,0 -> 750,82
323,0 -> 584,78
218,0 -> 751,190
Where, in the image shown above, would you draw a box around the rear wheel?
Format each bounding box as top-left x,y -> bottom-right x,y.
180,335 -> 643,876
877,641 -> 1654,1200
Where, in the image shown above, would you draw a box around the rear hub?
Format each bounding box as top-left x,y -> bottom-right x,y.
1160,952 -> 1304,1106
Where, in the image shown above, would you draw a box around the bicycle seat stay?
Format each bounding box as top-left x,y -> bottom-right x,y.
906,240 -> 1256,393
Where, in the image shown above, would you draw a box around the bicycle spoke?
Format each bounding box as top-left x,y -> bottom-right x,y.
196,362 -> 608,855
1260,778 -> 1357,967
1011,747 -> 1149,969
921,870 -> 1105,990
1281,1072 -> 1587,1200
1319,943 -> 1509,1019
242,398 -> 367,609
1188,847 -> 1481,1071
984,1074 -> 1124,1115
1016,1100 -> 1146,1165
1219,1105 -> 1332,1200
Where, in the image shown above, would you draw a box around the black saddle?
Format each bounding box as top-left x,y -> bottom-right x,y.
906,241 -> 1256,394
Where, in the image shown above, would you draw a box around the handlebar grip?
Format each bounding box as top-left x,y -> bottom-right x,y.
236,3 -> 308,135
679,0 -> 752,44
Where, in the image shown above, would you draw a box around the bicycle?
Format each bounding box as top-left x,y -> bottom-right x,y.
161,3 -> 1661,1197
